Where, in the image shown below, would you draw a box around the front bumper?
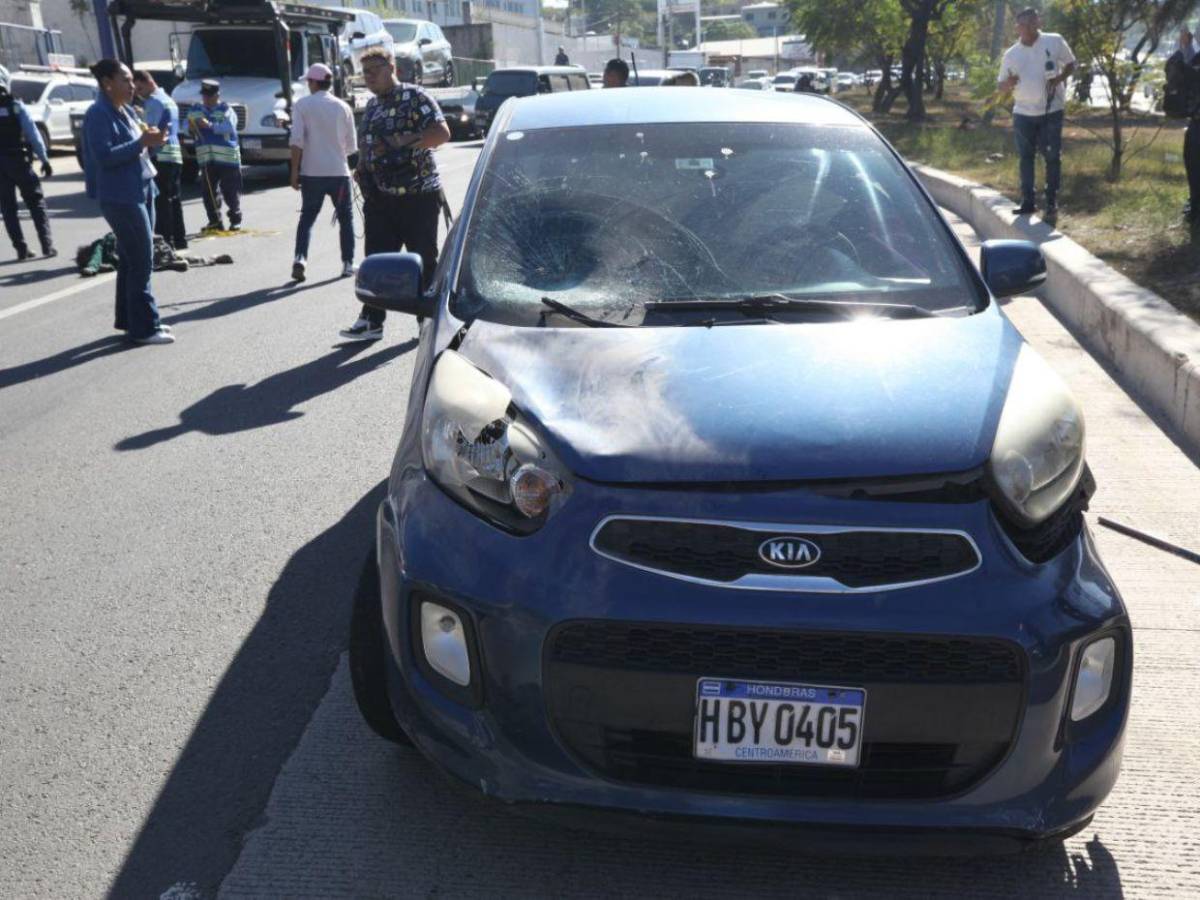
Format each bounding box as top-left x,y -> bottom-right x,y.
180,134 -> 290,165
377,473 -> 1131,850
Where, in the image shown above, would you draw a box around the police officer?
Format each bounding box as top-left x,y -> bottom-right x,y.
134,69 -> 188,249
187,79 -> 242,232
0,67 -> 55,260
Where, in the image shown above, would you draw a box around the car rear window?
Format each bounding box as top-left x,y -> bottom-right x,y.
484,71 -> 538,97
9,79 -> 46,104
454,122 -> 982,327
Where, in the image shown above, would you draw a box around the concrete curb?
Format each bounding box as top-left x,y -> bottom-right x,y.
916,164 -> 1200,453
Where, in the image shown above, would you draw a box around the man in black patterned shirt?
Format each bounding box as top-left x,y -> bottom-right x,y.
340,48 -> 450,341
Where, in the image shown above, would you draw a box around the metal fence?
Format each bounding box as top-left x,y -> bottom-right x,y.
451,56 -> 493,86
0,24 -> 65,71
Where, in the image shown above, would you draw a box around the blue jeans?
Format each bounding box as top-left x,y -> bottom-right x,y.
101,181 -> 161,339
1012,111 -> 1064,207
293,175 -> 354,264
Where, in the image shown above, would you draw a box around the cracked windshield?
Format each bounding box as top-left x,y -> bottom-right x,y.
454,122 -> 982,327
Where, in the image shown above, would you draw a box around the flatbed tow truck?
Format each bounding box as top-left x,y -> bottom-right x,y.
106,0 -> 366,172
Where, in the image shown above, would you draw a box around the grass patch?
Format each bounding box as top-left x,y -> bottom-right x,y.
842,87 -> 1200,322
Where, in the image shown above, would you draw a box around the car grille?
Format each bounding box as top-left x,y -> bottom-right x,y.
178,103 -> 248,132
591,518 -> 979,589
545,621 -> 1025,800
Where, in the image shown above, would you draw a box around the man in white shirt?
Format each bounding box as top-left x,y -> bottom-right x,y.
289,63 -> 358,281
997,8 -> 1075,225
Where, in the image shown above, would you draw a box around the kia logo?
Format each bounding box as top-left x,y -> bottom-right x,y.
758,536 -> 822,569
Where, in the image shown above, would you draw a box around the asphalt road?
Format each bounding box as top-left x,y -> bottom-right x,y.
1,143 -> 1198,899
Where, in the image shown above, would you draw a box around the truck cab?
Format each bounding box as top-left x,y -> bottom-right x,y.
108,0 -> 355,168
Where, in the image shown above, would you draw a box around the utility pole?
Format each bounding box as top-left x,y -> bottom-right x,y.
92,0 -> 116,59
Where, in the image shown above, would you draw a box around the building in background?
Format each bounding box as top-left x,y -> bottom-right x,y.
740,2 -> 788,38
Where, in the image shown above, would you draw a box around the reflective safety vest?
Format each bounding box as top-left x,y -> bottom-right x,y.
187,102 -> 240,167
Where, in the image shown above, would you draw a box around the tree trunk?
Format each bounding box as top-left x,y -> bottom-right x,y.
900,0 -> 937,121
1108,92 -> 1124,181
934,61 -> 946,100
873,54 -> 894,113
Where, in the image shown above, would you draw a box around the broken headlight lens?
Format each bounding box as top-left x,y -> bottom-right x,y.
421,350 -> 571,531
988,344 -> 1085,528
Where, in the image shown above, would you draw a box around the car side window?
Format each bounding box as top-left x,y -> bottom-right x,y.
568,74 -> 589,91
72,84 -> 96,102
49,84 -> 71,102
551,75 -> 572,92
432,25 -> 445,42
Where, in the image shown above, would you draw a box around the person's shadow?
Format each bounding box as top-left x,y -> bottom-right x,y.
115,339 -> 417,451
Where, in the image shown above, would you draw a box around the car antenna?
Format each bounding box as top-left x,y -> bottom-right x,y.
630,49 -> 639,84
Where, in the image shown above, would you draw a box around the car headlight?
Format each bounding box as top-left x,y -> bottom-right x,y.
421,350 -> 571,532
988,345 -> 1085,527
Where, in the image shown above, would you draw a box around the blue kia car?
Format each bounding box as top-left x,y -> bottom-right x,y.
349,89 -> 1130,853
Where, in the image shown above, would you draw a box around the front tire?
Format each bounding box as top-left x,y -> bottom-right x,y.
349,547 -> 412,745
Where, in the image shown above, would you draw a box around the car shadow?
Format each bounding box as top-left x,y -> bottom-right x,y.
114,339 -> 416,451
106,480 -> 387,899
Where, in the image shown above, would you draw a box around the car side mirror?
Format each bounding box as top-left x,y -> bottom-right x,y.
356,253 -> 436,318
419,37 -> 432,46
980,239 -> 1047,298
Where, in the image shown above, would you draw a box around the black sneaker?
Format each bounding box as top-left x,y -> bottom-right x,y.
1013,201 -> 1037,216
201,221 -> 225,234
339,318 -> 383,341
291,260 -> 306,282
42,246 -> 57,258
228,219 -> 242,232
15,246 -> 33,261
1043,205 -> 1059,227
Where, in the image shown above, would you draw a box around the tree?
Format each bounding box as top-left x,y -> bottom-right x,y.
1051,0 -> 1192,180
703,20 -> 757,43
789,0 -> 907,112
895,0 -> 955,120
926,0 -> 982,99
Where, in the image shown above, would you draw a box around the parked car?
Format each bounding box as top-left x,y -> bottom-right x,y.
771,72 -> 798,91
425,81 -> 480,140
349,87 -> 1129,852
863,69 -> 883,87
9,68 -> 98,147
736,77 -> 774,91
835,72 -> 859,89
473,66 -> 589,136
629,69 -> 699,87
382,18 -> 454,86
699,66 -> 730,87
745,68 -> 769,81
330,7 -> 394,81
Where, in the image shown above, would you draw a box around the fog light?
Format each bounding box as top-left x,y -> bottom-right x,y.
1071,637 -> 1116,721
420,601 -> 470,686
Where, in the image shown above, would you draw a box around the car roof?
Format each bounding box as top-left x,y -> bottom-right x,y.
382,18 -> 428,24
488,65 -> 585,75
504,87 -> 866,131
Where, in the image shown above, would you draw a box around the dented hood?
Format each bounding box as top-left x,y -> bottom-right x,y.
456,308 -> 1021,483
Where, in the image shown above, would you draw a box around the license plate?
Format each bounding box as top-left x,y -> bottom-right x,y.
694,678 -> 865,766
241,138 -> 262,150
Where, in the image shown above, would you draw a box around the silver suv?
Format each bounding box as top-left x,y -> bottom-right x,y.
382,19 -> 454,86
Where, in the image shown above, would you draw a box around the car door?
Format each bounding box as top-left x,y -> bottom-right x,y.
419,24 -> 441,81
45,83 -> 73,141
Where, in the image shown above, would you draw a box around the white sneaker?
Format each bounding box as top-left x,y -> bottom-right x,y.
341,261 -> 357,278
339,318 -> 382,341
134,329 -> 176,345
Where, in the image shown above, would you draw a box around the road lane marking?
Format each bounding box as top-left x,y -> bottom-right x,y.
0,274 -> 115,323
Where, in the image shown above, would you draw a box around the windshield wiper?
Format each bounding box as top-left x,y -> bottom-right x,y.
539,297 -> 633,328
644,293 -> 943,319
